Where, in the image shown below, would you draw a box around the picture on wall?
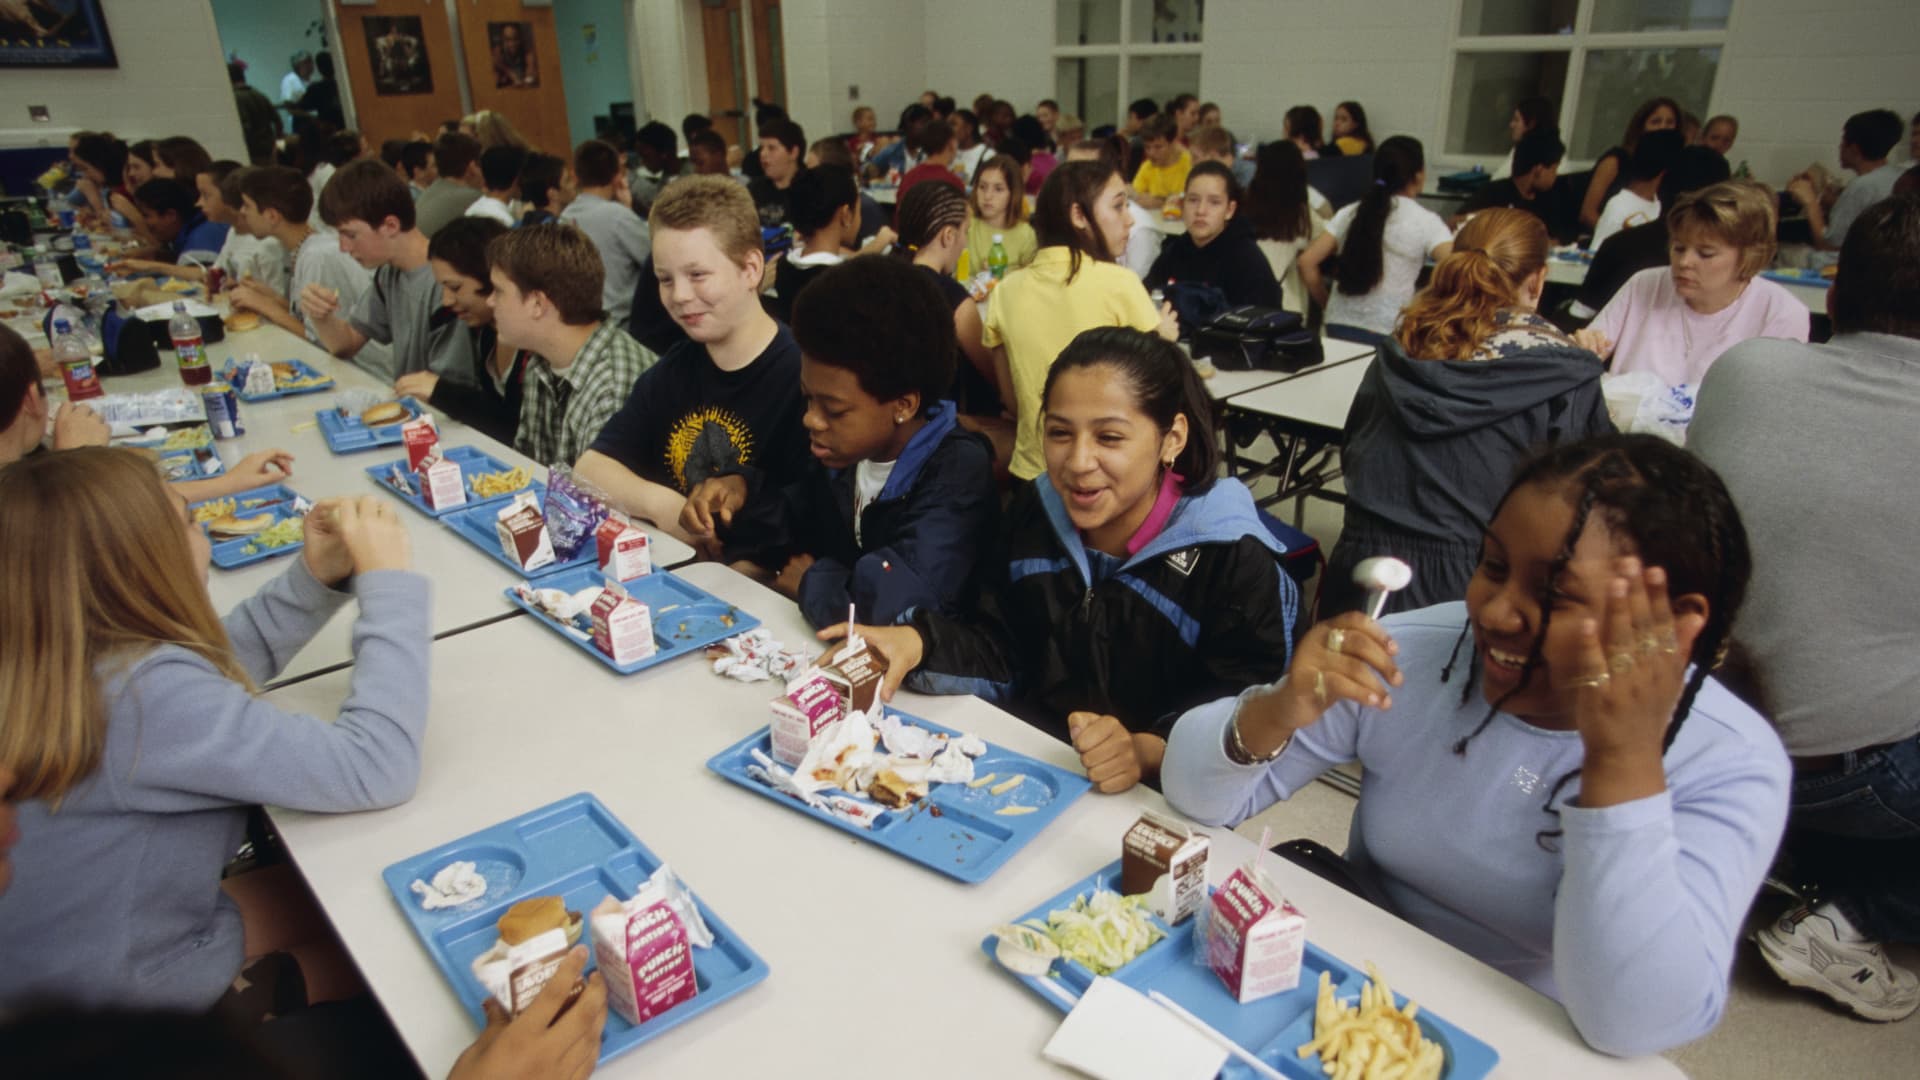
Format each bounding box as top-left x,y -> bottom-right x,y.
365,14 -> 432,96
0,0 -> 117,68
489,20 -> 537,88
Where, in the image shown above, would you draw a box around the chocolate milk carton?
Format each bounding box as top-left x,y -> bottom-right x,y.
401,412 -> 438,470
495,492 -> 555,572
1120,811 -> 1210,925
1204,862 -> 1306,1003
819,636 -> 887,714
595,511 -> 652,581
418,452 -> 466,511
591,581 -> 656,665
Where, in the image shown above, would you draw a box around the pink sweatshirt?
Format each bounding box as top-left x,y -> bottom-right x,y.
1592,268 -> 1810,387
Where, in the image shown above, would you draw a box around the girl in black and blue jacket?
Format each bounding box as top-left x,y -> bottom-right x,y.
827,327 -> 1298,793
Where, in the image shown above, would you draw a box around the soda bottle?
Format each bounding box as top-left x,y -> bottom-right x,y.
53,318 -> 102,402
169,300 -> 211,386
988,234 -> 1009,280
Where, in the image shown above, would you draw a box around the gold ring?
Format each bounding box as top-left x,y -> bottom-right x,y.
1564,672 -> 1610,689
1313,670 -> 1328,707
1638,633 -> 1661,656
1326,628 -> 1346,656
1660,633 -> 1679,655
1609,652 -> 1636,676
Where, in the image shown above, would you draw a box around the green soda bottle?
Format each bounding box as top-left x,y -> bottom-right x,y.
988,234 -> 1008,280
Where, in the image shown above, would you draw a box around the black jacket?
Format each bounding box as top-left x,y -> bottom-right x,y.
1326,330 -> 1614,613
426,326 -> 528,449
1578,221 -> 1668,314
721,402 -> 999,630
909,478 -> 1297,743
1144,219 -> 1282,309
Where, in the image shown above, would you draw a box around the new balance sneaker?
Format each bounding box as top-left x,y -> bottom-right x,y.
1756,905 -> 1920,1022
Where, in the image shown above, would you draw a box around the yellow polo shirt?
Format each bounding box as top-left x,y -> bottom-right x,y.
982,246 -> 1163,480
1132,149 -> 1193,201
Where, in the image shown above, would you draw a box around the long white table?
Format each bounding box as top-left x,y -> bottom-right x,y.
1217,341 -> 1377,525
101,319 -> 692,683
267,561 -> 1677,1080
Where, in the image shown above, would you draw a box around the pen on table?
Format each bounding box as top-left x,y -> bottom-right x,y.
1147,989 -> 1287,1080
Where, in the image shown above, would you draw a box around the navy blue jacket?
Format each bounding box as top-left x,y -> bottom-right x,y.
909,476 -> 1297,742
722,400 -> 999,630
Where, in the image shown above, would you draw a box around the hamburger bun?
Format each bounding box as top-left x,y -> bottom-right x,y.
361,401 -> 409,427
206,512 -> 276,539
497,895 -> 583,947
226,311 -> 261,332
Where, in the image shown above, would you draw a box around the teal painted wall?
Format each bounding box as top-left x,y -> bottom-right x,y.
553,0 -> 638,148
209,0 -> 330,104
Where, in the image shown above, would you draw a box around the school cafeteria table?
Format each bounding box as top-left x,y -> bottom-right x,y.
1218,338 -> 1376,525
266,561 -> 1679,1080
103,320 -> 692,683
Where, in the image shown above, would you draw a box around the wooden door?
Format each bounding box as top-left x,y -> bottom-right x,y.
700,0 -> 749,147
331,0 -> 465,146
454,0 -> 572,156
747,0 -> 784,113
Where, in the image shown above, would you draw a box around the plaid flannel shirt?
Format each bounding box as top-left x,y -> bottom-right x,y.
516,322 -> 656,467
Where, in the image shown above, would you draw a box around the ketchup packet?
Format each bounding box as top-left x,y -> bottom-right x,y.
590,865 -> 715,1026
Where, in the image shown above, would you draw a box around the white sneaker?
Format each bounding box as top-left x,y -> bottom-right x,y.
1756,905 -> 1920,1022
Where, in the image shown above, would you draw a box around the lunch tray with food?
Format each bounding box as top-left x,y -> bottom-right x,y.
1761,266 -> 1835,288
504,568 -> 761,673
115,423 -> 226,482
381,793 -> 770,1067
981,861 -> 1500,1079
315,396 -> 425,453
441,486 -> 602,578
365,446 -> 535,518
189,483 -> 309,569
707,710 -> 1092,884
222,358 -> 335,401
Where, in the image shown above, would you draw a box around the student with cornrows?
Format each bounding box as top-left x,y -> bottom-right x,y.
824,328 -> 1297,794
1323,209 -> 1612,617
1298,136 -> 1454,344
0,448 -> 430,1013
1163,433 -> 1789,1057
984,161 -> 1176,484
894,182 -> 1010,471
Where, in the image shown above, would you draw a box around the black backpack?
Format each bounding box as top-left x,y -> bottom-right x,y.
1192,306 -> 1325,373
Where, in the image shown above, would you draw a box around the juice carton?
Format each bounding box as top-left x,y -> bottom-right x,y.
418,452 -> 466,511
589,866 -> 714,1026
1204,861 -> 1306,1004
590,581 -> 656,665
401,412 -> 439,470
1121,811 -> 1210,925
595,511 -> 652,581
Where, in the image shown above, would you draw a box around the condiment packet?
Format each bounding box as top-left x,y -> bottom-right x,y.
591,865 -> 714,1026
471,925 -> 570,1016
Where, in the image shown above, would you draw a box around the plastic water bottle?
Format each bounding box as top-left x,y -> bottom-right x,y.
169,300 -> 211,386
53,318 -> 102,402
988,234 -> 1009,280
33,251 -> 62,290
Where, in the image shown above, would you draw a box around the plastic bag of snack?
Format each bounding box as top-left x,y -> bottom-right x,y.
543,464 -> 611,561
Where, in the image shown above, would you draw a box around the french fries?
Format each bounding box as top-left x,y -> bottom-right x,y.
192,497 -> 235,523
1297,964 -> 1445,1080
470,467 -> 530,498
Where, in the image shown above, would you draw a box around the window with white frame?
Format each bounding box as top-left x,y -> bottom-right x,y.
1443,0 -> 1731,164
1054,0 -> 1203,131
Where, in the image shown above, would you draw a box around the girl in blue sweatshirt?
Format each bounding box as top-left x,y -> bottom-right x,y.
0,448 -> 431,1013
1162,434 -> 1789,1057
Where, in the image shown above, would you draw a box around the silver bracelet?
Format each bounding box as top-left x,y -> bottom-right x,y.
1226,705 -> 1290,766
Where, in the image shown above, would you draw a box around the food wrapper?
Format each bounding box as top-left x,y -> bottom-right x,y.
410,860 -> 487,910
790,709 -> 879,797
707,629 -> 807,683
543,465 -> 611,561
470,925 -> 571,1016
511,582 -> 605,639
591,865 -> 714,1026
237,357 -> 276,397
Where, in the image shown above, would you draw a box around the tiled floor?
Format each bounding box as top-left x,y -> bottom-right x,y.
1234,449 -> 1920,1078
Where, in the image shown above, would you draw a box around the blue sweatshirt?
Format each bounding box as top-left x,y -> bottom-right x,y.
0,560 -> 431,1012
1161,602 -> 1789,1057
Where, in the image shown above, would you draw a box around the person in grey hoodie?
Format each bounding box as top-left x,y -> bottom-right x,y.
0,448 -> 430,1013
1323,209 -> 1613,616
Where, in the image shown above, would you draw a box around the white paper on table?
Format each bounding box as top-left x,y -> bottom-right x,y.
1041,976 -> 1228,1080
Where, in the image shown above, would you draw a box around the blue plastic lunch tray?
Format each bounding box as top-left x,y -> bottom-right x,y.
706,710 -> 1093,884
365,445 -> 535,518
505,567 -> 762,674
981,861 -> 1501,1080
380,793 -> 771,1067
190,483 -> 306,569
442,487 -> 610,579
222,358 -> 334,402
315,397 -> 425,453
1761,267 -> 1830,288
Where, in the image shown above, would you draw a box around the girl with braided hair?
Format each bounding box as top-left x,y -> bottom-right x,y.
1163,433 -> 1790,1056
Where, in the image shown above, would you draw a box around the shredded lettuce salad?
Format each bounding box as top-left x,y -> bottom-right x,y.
1022,890 -> 1164,976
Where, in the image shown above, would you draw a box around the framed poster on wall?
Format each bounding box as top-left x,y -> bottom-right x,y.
364,14 -> 433,95
0,0 -> 117,68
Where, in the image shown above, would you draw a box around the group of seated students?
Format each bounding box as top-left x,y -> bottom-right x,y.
3,82 -> 1918,1074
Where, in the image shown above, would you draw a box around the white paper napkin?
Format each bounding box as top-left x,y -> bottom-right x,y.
1041,976 -> 1228,1080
